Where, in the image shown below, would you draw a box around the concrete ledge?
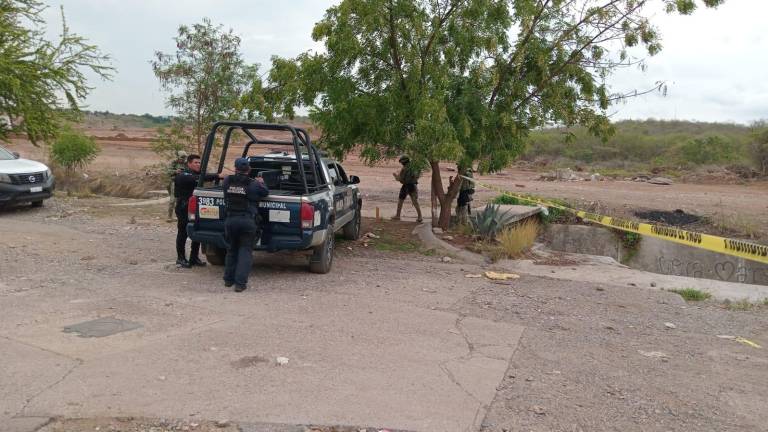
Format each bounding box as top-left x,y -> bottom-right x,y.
502,245 -> 768,302
412,222 -> 487,265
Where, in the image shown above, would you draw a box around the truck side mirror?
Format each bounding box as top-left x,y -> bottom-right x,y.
349,175 -> 360,184
12,151 -> 20,159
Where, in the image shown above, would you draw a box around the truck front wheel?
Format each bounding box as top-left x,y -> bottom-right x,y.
309,226 -> 334,274
203,244 -> 226,266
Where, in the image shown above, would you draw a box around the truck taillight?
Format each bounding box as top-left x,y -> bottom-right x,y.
300,202 -> 314,229
188,196 -> 197,221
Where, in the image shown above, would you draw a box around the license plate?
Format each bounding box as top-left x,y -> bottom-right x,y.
30,186 -> 43,193
269,209 -> 290,223
199,205 -> 220,219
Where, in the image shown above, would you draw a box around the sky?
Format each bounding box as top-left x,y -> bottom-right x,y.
41,0 -> 768,125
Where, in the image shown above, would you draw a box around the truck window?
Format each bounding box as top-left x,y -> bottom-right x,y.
328,164 -> 342,186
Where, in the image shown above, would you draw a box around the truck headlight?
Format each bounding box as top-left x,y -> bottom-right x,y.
0,173 -> 11,183
45,168 -> 52,179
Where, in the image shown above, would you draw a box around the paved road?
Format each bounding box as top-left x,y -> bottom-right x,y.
2,198 -> 767,432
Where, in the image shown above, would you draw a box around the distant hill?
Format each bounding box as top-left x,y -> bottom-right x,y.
524,119 -> 759,169
79,111 -> 174,129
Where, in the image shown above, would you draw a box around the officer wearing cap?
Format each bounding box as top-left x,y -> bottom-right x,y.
222,157 -> 269,292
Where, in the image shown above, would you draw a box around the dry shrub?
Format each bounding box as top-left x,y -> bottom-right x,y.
469,218 -> 540,261
497,219 -> 540,258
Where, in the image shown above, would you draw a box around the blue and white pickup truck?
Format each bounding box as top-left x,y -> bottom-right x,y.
186,121 -> 362,274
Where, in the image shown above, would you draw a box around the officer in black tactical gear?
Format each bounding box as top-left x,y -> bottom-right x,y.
174,154 -> 223,268
222,158 -> 269,292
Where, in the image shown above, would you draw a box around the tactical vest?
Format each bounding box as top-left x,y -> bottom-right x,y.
225,174 -> 252,213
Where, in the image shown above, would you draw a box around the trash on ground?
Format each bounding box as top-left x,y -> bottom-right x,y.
484,271 -> 520,281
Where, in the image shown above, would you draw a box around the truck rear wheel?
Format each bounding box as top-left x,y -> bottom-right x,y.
342,206 -> 361,240
203,244 -> 226,266
309,226 -> 334,274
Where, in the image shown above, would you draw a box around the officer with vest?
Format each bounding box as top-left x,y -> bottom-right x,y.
391,155 -> 423,223
223,158 -> 269,292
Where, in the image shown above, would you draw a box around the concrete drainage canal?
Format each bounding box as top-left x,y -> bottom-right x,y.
542,221 -> 768,287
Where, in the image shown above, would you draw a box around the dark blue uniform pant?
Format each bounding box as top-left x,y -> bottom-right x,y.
176,199 -> 200,260
224,214 -> 257,286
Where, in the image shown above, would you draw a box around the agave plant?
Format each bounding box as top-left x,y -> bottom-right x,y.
469,204 -> 517,240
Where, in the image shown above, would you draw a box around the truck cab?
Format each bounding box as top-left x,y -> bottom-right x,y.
187,122 -> 362,273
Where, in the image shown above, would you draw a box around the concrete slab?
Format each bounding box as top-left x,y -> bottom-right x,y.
3,417 -> 52,432
0,337 -> 78,422
13,290 -> 522,432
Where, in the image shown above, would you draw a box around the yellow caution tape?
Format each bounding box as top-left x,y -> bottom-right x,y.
735,337 -> 762,349
462,176 -> 768,265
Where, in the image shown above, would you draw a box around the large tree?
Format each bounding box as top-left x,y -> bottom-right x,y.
0,0 -> 112,144
278,0 -> 724,228
152,18 -> 260,153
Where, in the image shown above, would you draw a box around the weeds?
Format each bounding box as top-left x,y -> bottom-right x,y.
497,219 -> 540,258
669,288 -> 711,302
721,298 -> 768,311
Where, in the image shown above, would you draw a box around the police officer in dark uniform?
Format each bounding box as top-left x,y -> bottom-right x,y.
223,158 -> 269,292
174,154 -> 223,268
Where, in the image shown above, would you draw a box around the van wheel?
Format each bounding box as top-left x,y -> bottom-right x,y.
203,245 -> 226,266
31,200 -> 43,208
309,226 -> 334,274
343,207 -> 361,240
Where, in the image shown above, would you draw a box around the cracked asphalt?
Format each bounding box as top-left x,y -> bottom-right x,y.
1,196 -> 767,432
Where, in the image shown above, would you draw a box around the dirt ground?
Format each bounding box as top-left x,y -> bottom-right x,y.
1,196 -> 767,431
6,129 -> 767,239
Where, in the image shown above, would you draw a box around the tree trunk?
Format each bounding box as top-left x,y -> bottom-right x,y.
430,160 -> 463,230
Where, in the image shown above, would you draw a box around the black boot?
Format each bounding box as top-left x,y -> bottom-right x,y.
189,256 -> 207,267
234,284 -> 247,292
176,257 -> 191,268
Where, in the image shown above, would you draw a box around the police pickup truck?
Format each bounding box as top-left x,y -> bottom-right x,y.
186,121 -> 362,274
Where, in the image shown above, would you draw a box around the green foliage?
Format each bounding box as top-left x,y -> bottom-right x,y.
151,120 -> 193,160
273,0 -> 722,227
524,120 -> 751,169
669,288 -> 712,302
0,0 -> 113,144
677,136 -> 739,165
749,122 -> 768,176
50,129 -> 100,172
470,204 -> 517,240
152,18 -> 263,152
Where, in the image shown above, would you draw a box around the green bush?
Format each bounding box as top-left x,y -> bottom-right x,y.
470,204 -> 517,240
50,129 -> 100,172
750,126 -> 768,176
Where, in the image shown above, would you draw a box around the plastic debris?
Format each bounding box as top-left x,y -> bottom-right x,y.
735,337 -> 762,349
484,271 -> 520,281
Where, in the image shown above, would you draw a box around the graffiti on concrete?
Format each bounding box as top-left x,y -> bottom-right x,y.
657,256 -> 768,284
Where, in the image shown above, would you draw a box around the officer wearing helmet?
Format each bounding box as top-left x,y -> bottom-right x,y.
222,158 -> 269,292
391,155 -> 423,223
166,150 -> 188,222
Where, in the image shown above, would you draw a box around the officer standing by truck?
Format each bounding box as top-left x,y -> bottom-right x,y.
222,158 -> 269,292
166,150 -> 187,222
174,154 -> 223,268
